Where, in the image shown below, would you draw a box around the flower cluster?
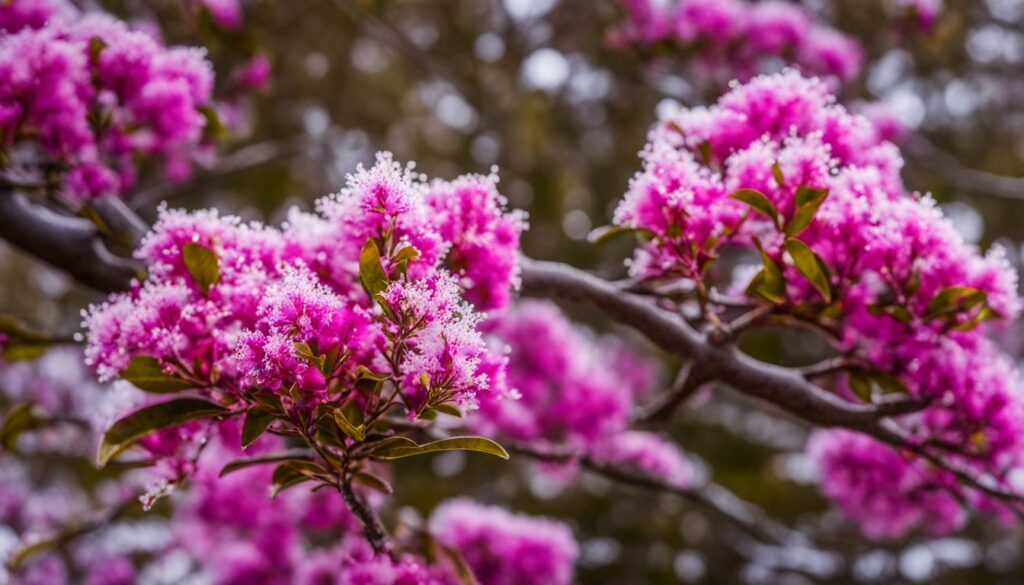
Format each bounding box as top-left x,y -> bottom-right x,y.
426,173 -> 526,310
0,0 -> 216,201
0,403 -> 464,585
474,300 -> 694,485
610,0 -> 863,88
428,499 -> 579,585
614,69 -> 1024,537
84,149 -> 521,452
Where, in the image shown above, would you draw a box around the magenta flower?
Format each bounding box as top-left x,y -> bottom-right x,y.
429,499 -> 579,585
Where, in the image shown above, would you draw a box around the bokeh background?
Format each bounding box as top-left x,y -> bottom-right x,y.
5,0 -> 1024,583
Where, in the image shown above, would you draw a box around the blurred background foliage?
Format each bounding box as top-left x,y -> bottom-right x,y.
4,0 -> 1024,583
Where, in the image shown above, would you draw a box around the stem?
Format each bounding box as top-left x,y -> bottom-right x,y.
635,363 -> 710,422
340,478 -> 395,558
507,441 -> 801,547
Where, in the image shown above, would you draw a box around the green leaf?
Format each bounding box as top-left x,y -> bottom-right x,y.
251,393 -> 284,416
198,105 -> 227,139
730,189 -> 781,229
697,141 -> 713,165
848,371 -> 872,402
182,242 -> 219,294
88,37 -> 107,62
5,529 -> 83,571
925,286 -> 987,318
271,461 -> 322,496
98,398 -> 228,467
352,470 -> 393,494
0,316 -> 55,361
219,450 -> 314,477
120,356 -> 194,393
431,402 -> 462,418
241,409 -> 274,449
870,371 -> 909,395
953,305 -> 998,331
334,405 -> 365,442
365,435 -> 419,454
748,238 -> 786,304
795,185 -> 828,207
785,187 -> 829,237
586,225 -> 655,245
784,239 -> 832,303
359,239 -> 389,298
429,536 -> 480,585
393,246 -> 420,264
771,161 -> 786,187
1,403 -> 49,451
371,436 -> 509,461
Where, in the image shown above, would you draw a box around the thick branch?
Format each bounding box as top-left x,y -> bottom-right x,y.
0,188 -> 137,292
519,257 -> 896,429
520,257 -> 1024,509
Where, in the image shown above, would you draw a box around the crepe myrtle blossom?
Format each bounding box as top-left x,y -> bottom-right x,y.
0,1 -> 218,202
429,499 -> 579,585
81,153 -> 520,552
611,69 -> 1024,538
84,153 -> 520,414
470,300 -> 696,487
591,431 -> 694,488
0,0 -> 75,33
610,0 -> 863,88
474,300 -> 648,447
426,173 -> 527,310
809,430 -> 966,540
1,411 -> 456,585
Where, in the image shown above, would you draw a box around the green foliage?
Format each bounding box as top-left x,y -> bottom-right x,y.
97,398 -> 228,467
370,436 -> 509,461
0,316 -> 56,361
587,225 -> 655,244
785,187 -> 829,236
784,238 -> 832,303
219,450 -> 315,477
182,242 -> 220,295
0,402 -> 49,451
748,238 -> 787,304
120,356 -> 194,393
241,408 -> 275,448
730,188 -> 781,230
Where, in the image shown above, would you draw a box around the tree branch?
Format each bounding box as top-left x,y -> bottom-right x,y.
520,256 -> 1024,510
131,132 -> 340,209
507,440 -> 801,547
907,136 -> 1024,201
0,188 -> 138,292
635,363 -> 711,422
340,478 -> 395,558
519,256 -> 896,429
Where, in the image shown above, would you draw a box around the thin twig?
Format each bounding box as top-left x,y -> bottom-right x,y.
507,441 -> 801,547
132,132 -> 340,209
634,363 -> 710,422
907,136 -> 1024,201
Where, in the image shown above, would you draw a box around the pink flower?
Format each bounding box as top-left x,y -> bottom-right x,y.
0,9 -> 215,202
429,499 -> 579,585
